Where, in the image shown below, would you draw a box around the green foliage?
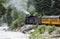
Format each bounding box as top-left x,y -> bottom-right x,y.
27,0 -> 60,15
31,30 -> 39,36
38,25 -> 45,34
34,0 -> 52,15
28,6 -> 37,16
6,13 -> 12,26
33,0 -> 60,15
0,5 -> 25,29
0,0 -> 6,3
12,9 -> 18,21
18,12 -> 25,26
10,19 -> 18,29
0,0 -> 6,17
29,25 -> 56,39
10,12 -> 25,29
28,5 -> 41,16
29,30 -> 43,39
47,25 -> 55,33
32,24 -> 38,29
23,0 -> 28,10
29,25 -> 45,39
5,7 -> 12,26
0,3 -> 6,17
57,29 -> 60,34
32,25 -> 46,34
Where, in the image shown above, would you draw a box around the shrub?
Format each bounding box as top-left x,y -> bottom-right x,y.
57,29 -> 60,34
47,25 -> 55,33
10,19 -> 18,29
10,12 -> 25,29
12,9 -> 18,21
29,30 -> 43,39
32,24 -> 38,29
31,30 -> 39,36
38,25 -> 45,34
29,34 -> 42,39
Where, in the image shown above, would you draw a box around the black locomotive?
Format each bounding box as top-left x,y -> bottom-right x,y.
25,15 -> 41,24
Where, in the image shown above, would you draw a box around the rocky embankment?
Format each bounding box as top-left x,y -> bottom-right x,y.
0,23 -> 30,39
10,25 -> 35,34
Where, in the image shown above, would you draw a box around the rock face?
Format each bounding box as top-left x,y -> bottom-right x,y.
20,25 -> 34,34
8,25 -> 34,34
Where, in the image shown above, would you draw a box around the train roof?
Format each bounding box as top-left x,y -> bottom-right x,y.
42,16 -> 60,18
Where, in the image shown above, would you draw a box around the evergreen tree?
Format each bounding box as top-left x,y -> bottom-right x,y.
33,0 -> 60,15
0,0 -> 6,17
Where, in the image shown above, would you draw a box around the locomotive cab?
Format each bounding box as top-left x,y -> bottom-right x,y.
25,15 -> 41,24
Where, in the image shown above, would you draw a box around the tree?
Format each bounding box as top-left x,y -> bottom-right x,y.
28,6 -> 36,16
12,9 -> 18,21
33,0 -> 60,15
33,0 -> 52,15
27,0 -> 39,16
0,0 -> 6,17
53,0 -> 60,15
0,4 -> 6,17
11,12 -> 25,29
6,7 -> 12,26
0,0 -> 6,3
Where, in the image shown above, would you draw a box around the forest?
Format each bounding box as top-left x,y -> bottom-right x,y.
0,0 -> 60,28
0,0 -> 60,39
1,0 -> 60,16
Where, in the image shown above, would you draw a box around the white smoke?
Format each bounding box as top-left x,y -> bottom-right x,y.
3,0 -> 30,15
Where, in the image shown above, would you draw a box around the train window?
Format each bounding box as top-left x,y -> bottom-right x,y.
51,18 -> 57,22
42,18 -> 49,22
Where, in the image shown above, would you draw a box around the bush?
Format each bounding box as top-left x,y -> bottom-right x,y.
32,24 -> 38,29
10,19 -> 18,29
29,25 -> 56,39
10,12 -> 25,29
57,29 -> 60,34
47,25 -> 55,33
31,30 -> 39,36
12,9 -> 18,21
38,25 -> 45,34
29,30 -> 43,39
29,34 -> 42,39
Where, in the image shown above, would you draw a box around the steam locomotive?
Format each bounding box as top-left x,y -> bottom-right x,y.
25,16 -> 41,24
25,15 -> 60,25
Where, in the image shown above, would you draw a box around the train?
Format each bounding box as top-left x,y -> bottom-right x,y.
25,15 -> 60,25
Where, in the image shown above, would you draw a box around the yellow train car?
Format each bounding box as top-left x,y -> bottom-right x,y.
41,16 -> 51,24
41,16 -> 60,25
50,16 -> 60,25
